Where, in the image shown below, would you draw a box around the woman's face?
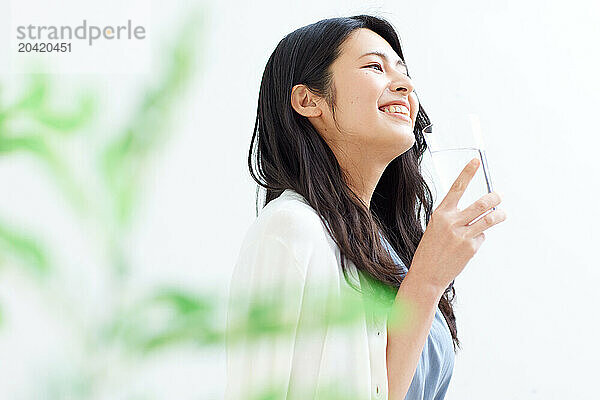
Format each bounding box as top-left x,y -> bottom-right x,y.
318,28 -> 420,159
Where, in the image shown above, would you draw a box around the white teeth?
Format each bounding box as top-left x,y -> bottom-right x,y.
381,104 -> 409,115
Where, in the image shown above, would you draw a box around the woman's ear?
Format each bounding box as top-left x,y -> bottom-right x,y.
290,84 -> 323,118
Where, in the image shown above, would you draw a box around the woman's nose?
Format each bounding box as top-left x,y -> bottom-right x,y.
391,75 -> 414,93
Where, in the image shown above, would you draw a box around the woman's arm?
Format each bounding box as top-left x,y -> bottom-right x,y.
387,158 -> 507,399
386,266 -> 445,400
225,234 -> 321,400
225,206 -> 341,400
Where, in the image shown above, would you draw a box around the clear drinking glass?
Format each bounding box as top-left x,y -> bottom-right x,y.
422,113 -> 495,217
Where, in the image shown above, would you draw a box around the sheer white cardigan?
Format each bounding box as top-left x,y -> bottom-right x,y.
225,188 -> 388,400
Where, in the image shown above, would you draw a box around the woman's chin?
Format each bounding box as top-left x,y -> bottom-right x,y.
390,128 -> 415,144
374,130 -> 415,156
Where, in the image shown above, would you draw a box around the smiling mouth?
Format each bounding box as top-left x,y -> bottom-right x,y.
379,109 -> 411,123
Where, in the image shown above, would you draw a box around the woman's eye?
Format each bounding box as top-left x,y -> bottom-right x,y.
365,63 -> 383,72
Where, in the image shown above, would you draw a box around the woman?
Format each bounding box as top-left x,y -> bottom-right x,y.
225,14 -> 506,400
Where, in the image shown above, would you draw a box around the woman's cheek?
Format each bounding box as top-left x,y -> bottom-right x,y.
409,92 -> 419,125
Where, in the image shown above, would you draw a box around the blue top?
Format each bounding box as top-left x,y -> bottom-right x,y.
380,234 -> 455,400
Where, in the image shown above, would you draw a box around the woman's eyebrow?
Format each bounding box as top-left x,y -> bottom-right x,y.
358,51 -> 408,71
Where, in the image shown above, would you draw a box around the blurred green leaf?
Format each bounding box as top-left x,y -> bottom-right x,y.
2,74 -> 95,134
0,7 -> 256,399
100,16 -> 203,226
152,288 -> 211,315
0,134 -> 90,213
0,221 -> 51,276
0,135 -> 46,154
103,277 -> 408,358
32,93 -> 95,132
14,74 -> 48,112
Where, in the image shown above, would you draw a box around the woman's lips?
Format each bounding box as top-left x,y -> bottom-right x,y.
379,109 -> 411,123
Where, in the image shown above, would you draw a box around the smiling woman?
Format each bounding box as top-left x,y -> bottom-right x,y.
291,27 -> 422,204
225,13 -> 505,400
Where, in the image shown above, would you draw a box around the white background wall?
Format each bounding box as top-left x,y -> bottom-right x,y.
1,0 -> 599,399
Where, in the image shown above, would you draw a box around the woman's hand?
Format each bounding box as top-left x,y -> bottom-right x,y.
410,158 -> 507,292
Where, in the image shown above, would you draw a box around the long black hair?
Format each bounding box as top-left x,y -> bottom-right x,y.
248,14 -> 460,351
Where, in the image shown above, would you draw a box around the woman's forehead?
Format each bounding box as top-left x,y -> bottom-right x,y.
340,28 -> 400,63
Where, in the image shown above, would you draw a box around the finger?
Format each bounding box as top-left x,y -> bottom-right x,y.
473,231 -> 485,248
439,158 -> 480,210
468,231 -> 486,253
457,191 -> 503,226
466,208 -> 507,238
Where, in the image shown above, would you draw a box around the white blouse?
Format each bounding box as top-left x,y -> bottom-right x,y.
225,188 -> 389,400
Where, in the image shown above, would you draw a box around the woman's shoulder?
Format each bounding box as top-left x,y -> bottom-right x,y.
259,189 -> 325,233
244,189 -> 327,239
238,189 -> 339,270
